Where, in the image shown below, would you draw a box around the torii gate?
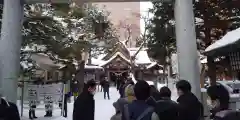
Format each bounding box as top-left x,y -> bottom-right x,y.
0,0 -> 200,103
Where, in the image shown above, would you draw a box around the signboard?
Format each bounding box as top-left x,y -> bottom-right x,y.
27,85 -> 38,101
27,83 -> 63,103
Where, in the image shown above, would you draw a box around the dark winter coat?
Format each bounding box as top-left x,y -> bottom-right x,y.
123,100 -> 154,120
154,97 -> 179,120
103,80 -> 110,92
73,88 -> 95,120
119,83 -> 128,98
212,110 -> 240,120
177,92 -> 204,120
146,92 -> 161,107
210,106 -> 240,120
0,98 -> 20,120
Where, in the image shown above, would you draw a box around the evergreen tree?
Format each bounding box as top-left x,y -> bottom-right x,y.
147,1 -> 240,84
194,0 -> 240,84
147,1 -> 175,78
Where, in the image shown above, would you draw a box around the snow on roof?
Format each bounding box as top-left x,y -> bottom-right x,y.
87,58 -> 105,66
146,62 -> 163,69
128,48 -> 152,64
85,64 -> 103,69
31,53 -> 61,67
205,28 -> 240,52
100,52 -> 131,66
59,63 -> 103,70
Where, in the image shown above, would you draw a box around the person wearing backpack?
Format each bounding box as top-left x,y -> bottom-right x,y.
123,81 -> 158,120
207,84 -> 240,120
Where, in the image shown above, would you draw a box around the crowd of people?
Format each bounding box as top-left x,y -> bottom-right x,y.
73,78 -> 240,120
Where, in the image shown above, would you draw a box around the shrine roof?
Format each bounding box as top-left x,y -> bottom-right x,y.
128,47 -> 152,65
146,62 -> 163,69
102,41 -> 130,61
100,52 -> 131,67
205,27 -> 240,56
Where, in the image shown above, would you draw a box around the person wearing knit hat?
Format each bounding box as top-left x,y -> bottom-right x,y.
124,84 -> 136,103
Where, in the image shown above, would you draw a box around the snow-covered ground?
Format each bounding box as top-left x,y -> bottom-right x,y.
20,87 -> 119,120
20,84 -> 177,120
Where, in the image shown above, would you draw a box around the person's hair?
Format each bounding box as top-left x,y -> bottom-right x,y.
134,81 -> 150,100
176,80 -> 191,93
159,86 -> 171,98
207,84 -> 229,108
86,80 -> 97,88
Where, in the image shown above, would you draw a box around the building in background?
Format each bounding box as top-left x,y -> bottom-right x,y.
94,2 -> 141,48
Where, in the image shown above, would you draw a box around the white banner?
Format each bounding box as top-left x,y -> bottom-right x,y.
27,83 -> 63,103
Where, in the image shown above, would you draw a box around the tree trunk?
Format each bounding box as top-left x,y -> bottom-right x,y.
76,60 -> 85,95
203,1 -> 216,86
163,64 -> 167,84
207,56 -> 216,85
200,64 -> 206,88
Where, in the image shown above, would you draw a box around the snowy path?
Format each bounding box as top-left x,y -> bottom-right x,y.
20,84 -> 176,120
21,87 -> 119,120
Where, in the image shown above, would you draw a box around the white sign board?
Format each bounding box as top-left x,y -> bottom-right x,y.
27,85 -> 38,101
27,83 -> 63,103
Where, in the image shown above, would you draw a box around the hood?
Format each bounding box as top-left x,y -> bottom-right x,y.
124,84 -> 134,97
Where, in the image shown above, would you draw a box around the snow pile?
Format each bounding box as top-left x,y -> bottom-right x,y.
205,28 -> 240,52
20,87 -> 120,120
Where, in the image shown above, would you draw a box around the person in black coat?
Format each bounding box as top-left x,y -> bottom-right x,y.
0,98 -> 20,120
154,86 -> 179,120
73,80 -> 97,120
207,84 -> 240,120
176,80 -> 204,120
146,85 -> 161,106
103,77 -> 110,100
100,79 -> 104,92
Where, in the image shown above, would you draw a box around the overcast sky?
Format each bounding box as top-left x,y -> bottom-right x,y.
140,2 -> 153,33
